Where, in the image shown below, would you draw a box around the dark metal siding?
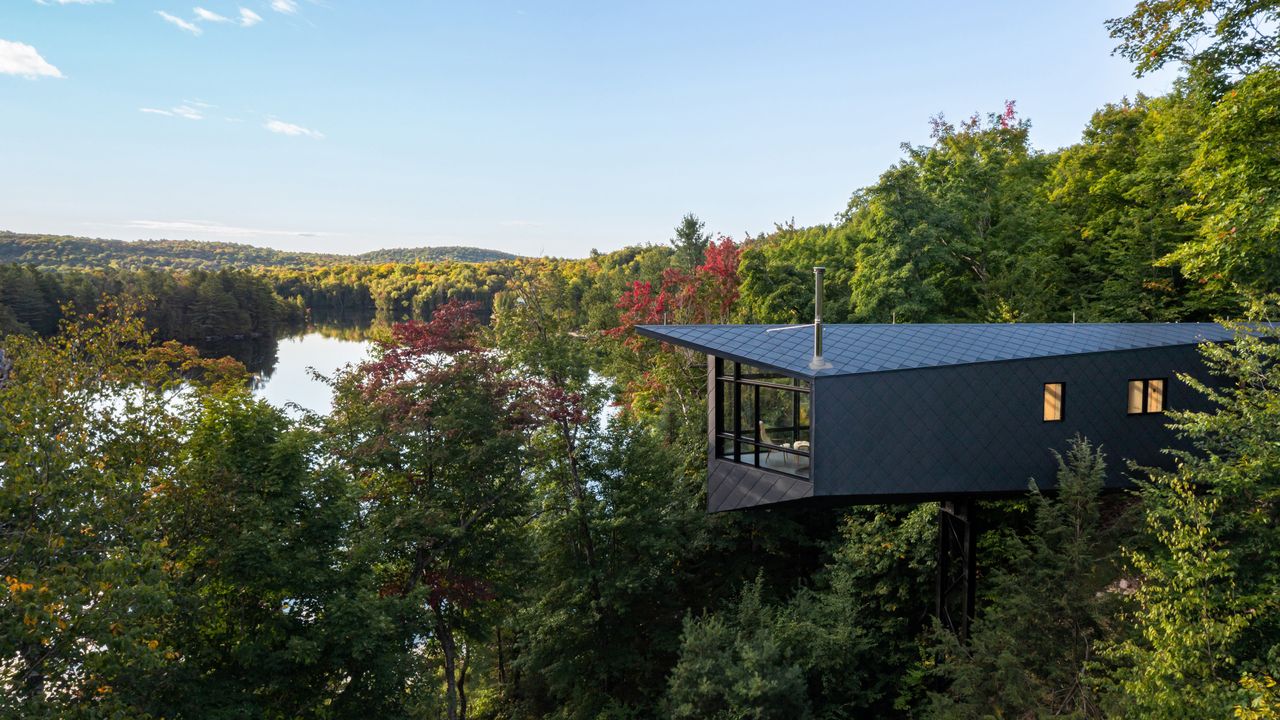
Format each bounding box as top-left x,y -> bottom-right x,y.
810,345 -> 1217,500
706,459 -> 815,512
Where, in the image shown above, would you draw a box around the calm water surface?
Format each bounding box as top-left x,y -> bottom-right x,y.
253,332 -> 372,415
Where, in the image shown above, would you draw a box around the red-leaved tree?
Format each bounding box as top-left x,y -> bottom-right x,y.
330,299 -> 532,720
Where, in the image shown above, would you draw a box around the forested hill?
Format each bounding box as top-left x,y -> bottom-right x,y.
0,231 -> 518,270
353,246 -> 518,263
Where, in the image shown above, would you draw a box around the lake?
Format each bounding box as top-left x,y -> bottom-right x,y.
242,325 -> 618,424
253,331 -> 373,415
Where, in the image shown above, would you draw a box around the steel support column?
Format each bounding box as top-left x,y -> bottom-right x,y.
936,499 -> 977,638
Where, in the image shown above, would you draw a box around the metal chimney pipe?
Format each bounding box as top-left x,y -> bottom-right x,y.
813,267 -> 825,359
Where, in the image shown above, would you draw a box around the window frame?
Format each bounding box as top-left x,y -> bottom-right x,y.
713,357 -> 811,479
1127,377 -> 1169,416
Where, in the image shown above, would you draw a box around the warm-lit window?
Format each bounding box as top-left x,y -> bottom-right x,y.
1043,382 -> 1064,422
1129,378 -> 1166,415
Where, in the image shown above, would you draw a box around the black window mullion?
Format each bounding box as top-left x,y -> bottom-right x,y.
733,362 -> 741,462
713,358 -> 723,457
753,383 -> 761,467
792,388 -> 800,445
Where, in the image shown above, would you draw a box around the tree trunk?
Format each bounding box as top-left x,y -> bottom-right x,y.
434,606 -> 461,720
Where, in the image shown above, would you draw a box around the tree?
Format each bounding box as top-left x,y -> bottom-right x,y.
1165,68 -> 1280,301
671,213 -> 713,270
847,104 -> 1066,323
737,223 -> 858,324
666,506 -> 937,718
328,300 -> 533,720
667,578 -> 812,720
1107,0 -> 1280,78
141,394 -> 385,718
1107,318 -> 1280,717
1046,93 -> 1221,321
0,305 -> 242,719
923,439 -> 1120,719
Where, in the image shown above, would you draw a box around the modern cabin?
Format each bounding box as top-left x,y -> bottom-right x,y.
636,322 -> 1233,512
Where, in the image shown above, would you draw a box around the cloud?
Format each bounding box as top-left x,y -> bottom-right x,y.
0,39 -> 64,79
500,220 -> 544,228
264,118 -> 323,139
139,104 -> 205,120
128,219 -> 323,239
270,0 -> 298,13
157,10 -> 202,35
238,7 -> 262,26
193,7 -> 231,23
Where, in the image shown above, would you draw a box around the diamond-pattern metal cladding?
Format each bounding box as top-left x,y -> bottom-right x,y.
637,322 -> 1232,380
812,345 -> 1218,500
707,459 -> 813,512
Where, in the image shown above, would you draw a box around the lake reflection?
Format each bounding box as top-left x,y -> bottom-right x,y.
254,332 -> 373,415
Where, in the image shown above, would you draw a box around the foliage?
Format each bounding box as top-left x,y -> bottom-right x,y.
1106,318 -> 1280,717
1045,91 -> 1228,321
666,578 -> 813,720
670,213 -> 714,270
922,439 -> 1122,719
0,263 -> 303,348
666,506 -> 937,718
141,395 -> 384,718
1107,0 -> 1280,78
0,231 -> 515,270
1237,674 -> 1280,719
844,103 -> 1067,323
7,4 -> 1280,716
327,300 -> 534,720
0,305 -> 241,718
1166,67 -> 1280,299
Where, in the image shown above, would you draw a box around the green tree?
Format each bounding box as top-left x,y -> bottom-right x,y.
1107,319 -> 1280,717
671,213 -> 713,270
848,105 -> 1066,322
0,305 -> 242,719
924,439 -> 1120,719
1046,92 -> 1223,320
1107,0 -> 1280,78
142,394 -> 388,718
1166,68 -> 1280,301
667,578 -> 812,720
667,506 -> 937,718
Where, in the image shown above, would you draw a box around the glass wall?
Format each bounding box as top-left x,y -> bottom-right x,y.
714,359 -> 811,478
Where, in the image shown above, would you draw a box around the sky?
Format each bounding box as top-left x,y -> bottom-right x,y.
1,1 -> 1180,258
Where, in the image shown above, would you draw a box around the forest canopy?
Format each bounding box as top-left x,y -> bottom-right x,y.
0,231 -> 517,271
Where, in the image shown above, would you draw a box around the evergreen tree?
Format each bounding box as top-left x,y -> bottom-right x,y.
924,439 -> 1120,719
671,213 -> 712,270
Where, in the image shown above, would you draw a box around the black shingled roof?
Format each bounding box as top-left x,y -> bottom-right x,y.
635,323 -> 1234,378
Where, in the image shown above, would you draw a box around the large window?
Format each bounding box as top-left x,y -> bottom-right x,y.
1128,378 -> 1166,415
714,359 -> 811,478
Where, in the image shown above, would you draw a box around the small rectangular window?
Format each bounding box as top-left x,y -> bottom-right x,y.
1129,378 -> 1167,415
1043,382 -> 1064,422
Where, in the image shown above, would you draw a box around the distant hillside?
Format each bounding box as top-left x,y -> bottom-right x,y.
0,232 -> 518,270
354,246 -> 517,263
